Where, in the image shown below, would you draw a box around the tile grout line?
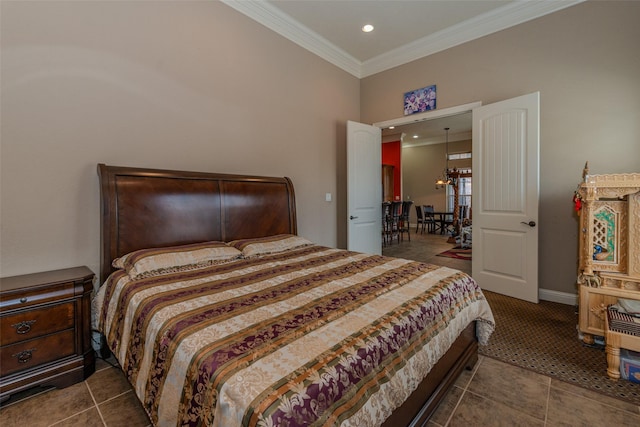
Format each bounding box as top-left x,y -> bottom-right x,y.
45,381 -> 105,427
49,405 -> 100,427
443,387 -> 465,427
548,380 -> 640,416
544,375 -> 551,426
442,356 -> 483,426
84,380 -> 107,427
459,357 -> 552,425
99,388 -> 139,407
462,388 -> 548,424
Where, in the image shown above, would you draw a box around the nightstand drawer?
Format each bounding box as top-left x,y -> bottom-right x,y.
0,329 -> 75,376
0,282 -> 75,311
0,302 -> 74,346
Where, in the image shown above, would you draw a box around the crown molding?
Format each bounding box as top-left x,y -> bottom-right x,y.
223,0 -> 586,79
221,0 -> 361,77
361,0 -> 586,77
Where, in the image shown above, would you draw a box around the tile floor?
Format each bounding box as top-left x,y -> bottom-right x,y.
2,232 -> 639,426
382,228 -> 472,276
2,352 -> 639,426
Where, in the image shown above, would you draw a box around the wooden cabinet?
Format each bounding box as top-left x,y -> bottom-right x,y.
576,165 -> 640,345
0,266 -> 95,401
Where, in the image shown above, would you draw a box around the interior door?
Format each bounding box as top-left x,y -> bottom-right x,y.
347,120 -> 382,254
472,92 -> 540,303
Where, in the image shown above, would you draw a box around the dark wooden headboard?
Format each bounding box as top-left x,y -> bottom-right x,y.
98,164 -> 297,283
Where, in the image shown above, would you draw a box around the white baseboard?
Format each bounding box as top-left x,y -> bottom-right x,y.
539,288 -> 577,306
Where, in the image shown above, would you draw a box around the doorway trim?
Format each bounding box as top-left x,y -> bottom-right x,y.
372,99 -> 575,306
373,102 -> 482,129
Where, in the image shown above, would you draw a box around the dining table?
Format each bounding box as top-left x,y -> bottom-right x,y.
431,211 -> 454,234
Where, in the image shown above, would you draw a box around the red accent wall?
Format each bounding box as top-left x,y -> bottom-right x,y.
382,141 -> 401,200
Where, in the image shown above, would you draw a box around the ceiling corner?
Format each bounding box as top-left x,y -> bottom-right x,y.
221,0 -> 363,78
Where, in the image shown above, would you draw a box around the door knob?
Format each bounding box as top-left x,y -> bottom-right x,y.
350,216 -> 358,220
520,221 -> 536,227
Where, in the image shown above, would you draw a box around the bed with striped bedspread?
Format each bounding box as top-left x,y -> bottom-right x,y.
93,241 -> 494,427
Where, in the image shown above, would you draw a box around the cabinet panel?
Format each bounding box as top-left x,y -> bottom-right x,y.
579,286 -> 618,337
579,200 -> 627,273
0,303 -> 74,346
0,329 -> 75,376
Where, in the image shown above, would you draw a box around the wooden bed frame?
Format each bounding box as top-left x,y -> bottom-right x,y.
97,163 -> 478,427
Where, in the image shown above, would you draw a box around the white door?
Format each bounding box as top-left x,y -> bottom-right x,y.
347,120 -> 382,254
472,92 -> 540,303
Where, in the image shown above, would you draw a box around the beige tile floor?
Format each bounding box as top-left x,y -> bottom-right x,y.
382,227 -> 472,275
2,352 -> 639,426
2,231 -> 639,426
432,355 -> 640,426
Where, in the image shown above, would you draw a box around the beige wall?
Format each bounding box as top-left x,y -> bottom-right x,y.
361,1 -> 640,295
3,1 -> 639,298
403,139 -> 471,214
0,1 -> 360,277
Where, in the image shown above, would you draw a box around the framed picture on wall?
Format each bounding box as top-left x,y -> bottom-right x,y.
403,85 -> 436,115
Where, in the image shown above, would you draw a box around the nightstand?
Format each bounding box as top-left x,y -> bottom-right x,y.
0,266 -> 96,401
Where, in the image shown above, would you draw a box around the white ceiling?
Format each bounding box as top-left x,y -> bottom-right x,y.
268,0 -> 512,63
223,0 -> 584,78
382,112 -> 473,147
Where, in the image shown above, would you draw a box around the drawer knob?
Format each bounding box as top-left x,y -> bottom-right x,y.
13,349 -> 36,364
12,320 -> 36,334
20,297 -> 28,303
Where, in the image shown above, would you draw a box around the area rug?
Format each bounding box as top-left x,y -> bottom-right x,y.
436,247 -> 471,260
480,290 -> 640,405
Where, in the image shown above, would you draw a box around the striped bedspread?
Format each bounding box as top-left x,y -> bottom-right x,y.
93,244 -> 494,427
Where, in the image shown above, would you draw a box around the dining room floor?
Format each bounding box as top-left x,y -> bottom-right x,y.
382,226 -> 471,275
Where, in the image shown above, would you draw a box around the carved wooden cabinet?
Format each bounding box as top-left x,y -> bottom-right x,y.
576,166 -> 640,345
0,266 -> 95,401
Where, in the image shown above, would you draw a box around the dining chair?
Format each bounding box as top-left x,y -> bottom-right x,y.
423,205 -> 436,234
400,201 -> 413,241
415,204 -> 425,234
388,201 -> 403,244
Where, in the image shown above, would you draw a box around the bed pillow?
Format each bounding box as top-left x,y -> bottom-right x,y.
228,234 -> 313,258
112,241 -> 242,279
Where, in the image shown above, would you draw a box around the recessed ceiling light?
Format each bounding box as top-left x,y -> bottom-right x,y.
388,126 -> 395,130
362,24 -> 374,33
413,135 -> 419,139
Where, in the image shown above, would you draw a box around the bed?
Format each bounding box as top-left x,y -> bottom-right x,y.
93,163 -> 494,427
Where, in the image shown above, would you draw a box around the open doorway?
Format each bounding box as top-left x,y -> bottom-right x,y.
373,93 -> 540,302
379,110 -> 473,234
384,115 -> 471,207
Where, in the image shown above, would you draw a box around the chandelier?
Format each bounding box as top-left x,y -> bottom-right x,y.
435,127 -> 459,189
